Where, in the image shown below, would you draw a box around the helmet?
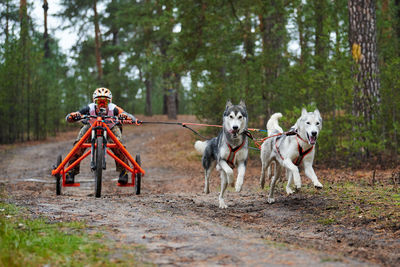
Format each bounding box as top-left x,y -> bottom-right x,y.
93,87 -> 112,108
93,87 -> 112,102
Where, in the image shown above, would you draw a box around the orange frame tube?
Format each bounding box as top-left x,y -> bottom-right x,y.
52,119 -> 145,183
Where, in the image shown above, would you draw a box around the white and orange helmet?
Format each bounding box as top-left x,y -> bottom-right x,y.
93,87 -> 112,102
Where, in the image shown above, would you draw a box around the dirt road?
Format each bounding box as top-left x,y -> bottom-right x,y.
0,115 -> 398,266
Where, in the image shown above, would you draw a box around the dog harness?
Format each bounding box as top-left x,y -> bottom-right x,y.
226,140 -> 245,169
275,134 -> 313,166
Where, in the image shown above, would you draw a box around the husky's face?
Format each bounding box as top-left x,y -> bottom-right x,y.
296,108 -> 322,145
223,100 -> 248,138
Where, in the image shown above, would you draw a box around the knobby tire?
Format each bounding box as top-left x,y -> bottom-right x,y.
135,154 -> 141,195
55,155 -> 62,195
95,137 -> 103,198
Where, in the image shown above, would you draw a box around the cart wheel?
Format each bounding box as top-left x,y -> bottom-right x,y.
94,137 -> 104,198
55,155 -> 62,195
135,154 -> 141,195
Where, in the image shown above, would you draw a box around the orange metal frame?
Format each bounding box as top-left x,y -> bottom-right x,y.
51,117 -> 145,188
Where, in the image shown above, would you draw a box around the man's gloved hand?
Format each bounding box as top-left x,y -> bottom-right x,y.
135,119 -> 142,125
118,113 -> 129,121
67,112 -> 81,122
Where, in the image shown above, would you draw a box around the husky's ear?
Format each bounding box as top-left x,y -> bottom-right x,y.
301,108 -> 308,116
225,100 -> 233,109
314,109 -> 322,120
239,99 -> 246,108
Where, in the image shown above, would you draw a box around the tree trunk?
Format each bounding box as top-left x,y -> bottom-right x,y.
348,0 -> 380,122
163,71 -> 178,120
139,68 -> 153,116
314,0 -> 327,70
20,0 -> 29,141
348,0 -> 381,157
93,0 -> 103,81
144,76 -> 153,116
297,3 -> 306,66
395,0 -> 400,40
243,7 -> 254,104
157,2 -> 177,119
258,0 -> 286,120
314,0 -> 329,110
43,0 -> 50,58
5,0 -> 10,43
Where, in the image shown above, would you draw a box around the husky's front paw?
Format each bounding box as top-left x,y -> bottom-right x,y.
314,181 -> 323,189
219,199 -> 228,209
286,187 -> 294,195
295,182 -> 302,190
260,174 -> 266,189
267,197 -> 275,204
235,182 -> 243,192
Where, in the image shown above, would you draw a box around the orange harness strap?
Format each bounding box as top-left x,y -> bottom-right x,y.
226,140 -> 245,169
274,135 -> 314,166
293,137 -> 313,166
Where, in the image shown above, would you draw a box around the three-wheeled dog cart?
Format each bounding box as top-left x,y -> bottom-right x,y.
51,112 -> 145,197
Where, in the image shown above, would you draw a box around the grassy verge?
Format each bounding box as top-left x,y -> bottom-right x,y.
303,180 -> 400,230
0,201 -> 150,266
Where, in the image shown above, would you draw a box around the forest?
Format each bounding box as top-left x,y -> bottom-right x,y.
0,0 -> 399,166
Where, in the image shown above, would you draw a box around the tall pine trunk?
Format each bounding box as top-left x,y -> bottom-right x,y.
157,2 -> 177,119
19,0 -> 29,141
258,0 -> 286,121
144,75 -> 153,116
43,0 -> 50,58
348,0 -> 381,157
93,0 -> 103,81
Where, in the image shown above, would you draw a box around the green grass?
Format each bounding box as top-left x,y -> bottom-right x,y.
301,180 -> 400,229
317,217 -> 336,225
0,201 -> 150,267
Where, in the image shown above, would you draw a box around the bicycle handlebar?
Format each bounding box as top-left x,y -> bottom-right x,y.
79,115 -> 139,125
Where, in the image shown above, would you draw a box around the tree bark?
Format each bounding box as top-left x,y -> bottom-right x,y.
348,0 -> 381,123
157,2 -> 177,119
43,0 -> 50,58
93,0 -> 103,81
5,0 -> 10,43
348,0 -> 381,158
314,0 -> 327,70
258,0 -> 286,119
20,0 -> 29,141
297,3 -> 306,66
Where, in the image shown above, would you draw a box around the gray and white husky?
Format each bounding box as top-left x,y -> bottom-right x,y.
260,108 -> 323,203
195,100 -> 249,209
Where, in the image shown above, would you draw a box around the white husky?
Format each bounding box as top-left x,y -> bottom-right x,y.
260,108 -> 323,203
195,100 -> 249,209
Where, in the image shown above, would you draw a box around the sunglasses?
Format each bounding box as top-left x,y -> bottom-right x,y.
95,97 -> 110,108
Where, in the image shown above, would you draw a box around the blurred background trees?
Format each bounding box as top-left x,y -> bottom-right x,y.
0,0 -> 399,166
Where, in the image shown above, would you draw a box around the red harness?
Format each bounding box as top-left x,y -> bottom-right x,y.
226,140 -> 245,169
275,134 -> 313,166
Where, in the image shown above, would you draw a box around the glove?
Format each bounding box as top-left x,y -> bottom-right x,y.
118,113 -> 129,120
67,112 -> 81,122
135,119 -> 142,125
